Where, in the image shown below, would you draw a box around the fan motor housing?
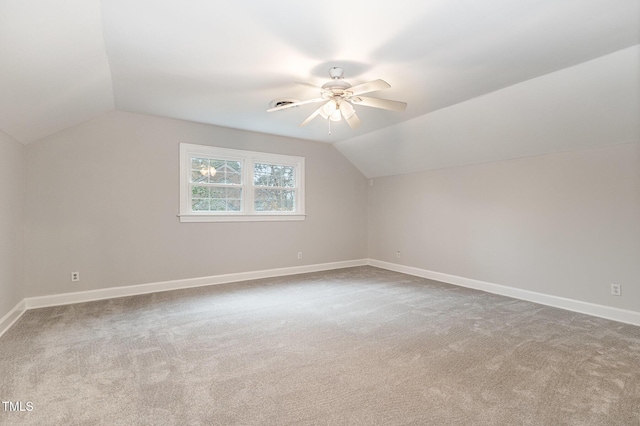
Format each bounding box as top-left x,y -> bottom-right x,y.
321,80 -> 352,97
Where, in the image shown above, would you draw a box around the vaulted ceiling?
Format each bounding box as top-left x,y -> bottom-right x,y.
1,0 -> 638,177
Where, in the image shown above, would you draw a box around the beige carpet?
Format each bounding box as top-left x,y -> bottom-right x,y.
1,266 -> 639,425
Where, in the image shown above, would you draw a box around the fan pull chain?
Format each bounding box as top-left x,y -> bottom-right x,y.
328,118 -> 331,135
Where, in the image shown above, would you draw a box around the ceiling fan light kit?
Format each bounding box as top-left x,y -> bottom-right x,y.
267,67 -> 407,131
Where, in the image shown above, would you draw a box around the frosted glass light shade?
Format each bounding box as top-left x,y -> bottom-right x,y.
339,101 -> 355,118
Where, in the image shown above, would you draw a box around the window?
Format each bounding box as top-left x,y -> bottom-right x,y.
180,144 -> 305,222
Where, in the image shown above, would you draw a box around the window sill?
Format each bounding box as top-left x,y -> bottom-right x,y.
178,214 -> 306,223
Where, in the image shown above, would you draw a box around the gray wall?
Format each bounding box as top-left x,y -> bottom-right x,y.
12,109 -> 640,317
368,142 -> 640,312
24,111 -> 367,297
0,132 -> 25,319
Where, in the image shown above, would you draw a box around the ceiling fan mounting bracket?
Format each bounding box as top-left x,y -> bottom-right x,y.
329,67 -> 344,79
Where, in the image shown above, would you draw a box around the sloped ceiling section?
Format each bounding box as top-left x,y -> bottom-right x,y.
0,0 -> 114,143
0,0 -> 638,175
336,46 -> 640,178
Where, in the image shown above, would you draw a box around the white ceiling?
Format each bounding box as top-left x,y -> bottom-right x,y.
1,0 -> 638,176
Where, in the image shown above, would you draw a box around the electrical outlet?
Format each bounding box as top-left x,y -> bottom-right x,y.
611,283 -> 621,296
297,252 -> 303,260
395,251 -> 401,259
71,272 -> 80,282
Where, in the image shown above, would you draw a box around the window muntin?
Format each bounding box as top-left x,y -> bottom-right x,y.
180,144 -> 305,222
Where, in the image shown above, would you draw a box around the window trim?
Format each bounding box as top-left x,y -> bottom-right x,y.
179,143 -> 305,222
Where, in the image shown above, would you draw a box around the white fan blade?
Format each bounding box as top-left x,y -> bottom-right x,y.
267,97 -> 325,112
344,111 -> 362,129
299,102 -> 328,127
351,96 -> 407,112
346,79 -> 391,96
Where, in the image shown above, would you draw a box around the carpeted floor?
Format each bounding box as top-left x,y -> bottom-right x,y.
1,266 -> 639,425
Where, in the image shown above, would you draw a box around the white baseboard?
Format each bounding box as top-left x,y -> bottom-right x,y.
4,258 -> 638,337
368,259 -> 640,327
0,299 -> 26,338
25,259 -> 368,310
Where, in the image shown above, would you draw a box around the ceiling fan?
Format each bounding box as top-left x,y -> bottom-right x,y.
267,67 -> 407,129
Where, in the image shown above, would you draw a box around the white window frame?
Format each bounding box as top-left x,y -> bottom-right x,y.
179,143 -> 305,222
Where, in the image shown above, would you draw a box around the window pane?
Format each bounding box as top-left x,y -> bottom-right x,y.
192,186 -> 209,198
209,187 -> 225,198
255,189 -> 295,212
192,199 -> 210,211
281,166 -> 295,187
210,199 -> 227,211
226,199 -> 241,211
226,187 -> 242,199
191,170 -> 208,183
209,168 -> 226,184
227,172 -> 242,185
226,161 -> 241,173
254,163 -> 295,188
191,158 -> 208,170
